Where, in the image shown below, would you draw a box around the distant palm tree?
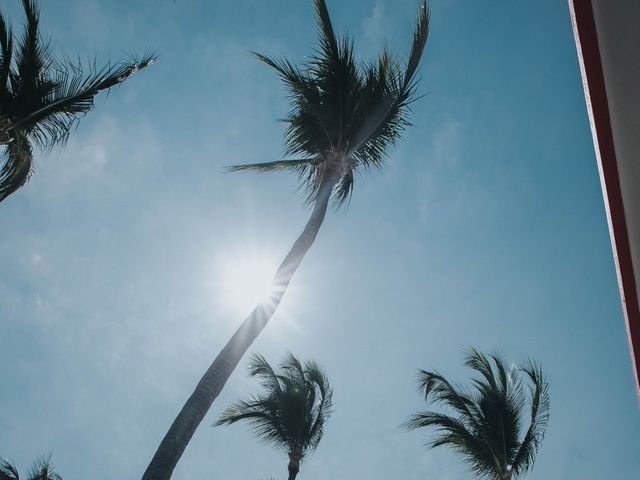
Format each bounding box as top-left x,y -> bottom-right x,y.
215,353 -> 333,480
0,455 -> 62,480
143,1 -> 429,478
404,348 -> 550,480
0,0 -> 154,204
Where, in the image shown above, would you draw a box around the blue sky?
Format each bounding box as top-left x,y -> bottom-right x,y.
1,0 -> 639,479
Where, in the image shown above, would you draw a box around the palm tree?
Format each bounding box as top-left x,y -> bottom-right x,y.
0,455 -> 63,480
404,348 -> 550,480
0,0 -> 154,204
215,353 -> 333,480
142,1 -> 429,478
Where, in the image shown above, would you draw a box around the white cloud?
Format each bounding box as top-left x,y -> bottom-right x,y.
415,117 -> 463,222
431,117 -> 462,166
363,1 -> 385,42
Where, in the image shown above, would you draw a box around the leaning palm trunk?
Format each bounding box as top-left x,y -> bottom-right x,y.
144,0 -> 429,476
142,170 -> 339,480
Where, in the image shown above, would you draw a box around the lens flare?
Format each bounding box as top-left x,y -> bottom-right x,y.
217,253 -> 278,315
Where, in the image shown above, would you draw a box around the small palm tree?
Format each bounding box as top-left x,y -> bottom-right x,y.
404,348 -> 550,480
0,455 -> 63,480
143,1 -> 429,477
0,0 -> 154,204
215,353 -> 333,480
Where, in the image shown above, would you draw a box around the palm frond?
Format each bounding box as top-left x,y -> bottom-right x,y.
313,0 -> 339,63
253,52 -> 334,152
26,455 -> 61,480
333,168 -> 353,206
304,360 -> 333,450
0,135 -> 32,202
0,0 -> 155,203
346,1 -> 429,162
281,352 -> 305,379
11,53 -> 156,138
215,353 -> 333,462
214,398 -> 271,426
417,369 -> 481,423
403,1 -> 430,87
252,53 -> 313,98
248,353 -> 289,397
0,458 -> 19,480
408,349 -> 550,480
226,158 -> 320,173
465,347 -> 499,391
510,362 -> 550,477
405,412 -> 498,476
215,395 -> 291,447
235,0 -> 430,207
0,12 -> 13,103
11,0 -> 55,120
16,0 -> 46,82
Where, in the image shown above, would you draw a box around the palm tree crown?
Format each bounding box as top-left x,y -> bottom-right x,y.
229,0 -> 429,204
1,455 -> 63,480
405,348 -> 550,480
215,353 -> 333,480
0,0 -> 154,203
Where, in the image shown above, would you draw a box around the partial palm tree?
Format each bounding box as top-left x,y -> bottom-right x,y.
215,353 -> 333,480
404,348 -> 550,480
142,1 -> 429,478
0,455 -> 63,480
0,0 -> 154,204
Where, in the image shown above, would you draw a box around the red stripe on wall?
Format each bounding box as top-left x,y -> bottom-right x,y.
569,0 -> 640,399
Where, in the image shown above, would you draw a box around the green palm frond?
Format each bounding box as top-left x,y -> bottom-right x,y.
347,1 -> 429,162
313,0 -> 338,59
510,362 -> 550,477
405,412 -> 499,479
417,369 -> 483,424
404,0 -> 430,87
0,458 -> 19,480
14,1 -> 50,106
12,53 -> 156,143
0,13 -> 13,103
226,158 -> 320,173
25,455 -> 61,480
0,455 -> 63,480
407,348 -> 550,480
302,360 -> 332,449
0,134 -> 31,202
230,0 -> 430,205
0,0 -> 154,204
215,353 -> 333,460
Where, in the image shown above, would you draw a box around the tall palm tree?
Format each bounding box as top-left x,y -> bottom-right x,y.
142,1 -> 430,478
0,455 -> 63,480
214,353 -> 333,480
0,0 -> 154,204
404,348 -> 550,480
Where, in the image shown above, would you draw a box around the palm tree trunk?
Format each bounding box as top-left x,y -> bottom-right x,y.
141,169 -> 340,480
288,448 -> 302,480
287,453 -> 301,480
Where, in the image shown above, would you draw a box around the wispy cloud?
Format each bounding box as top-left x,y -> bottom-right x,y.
415,117 -> 463,222
362,1 -> 385,42
430,117 -> 462,166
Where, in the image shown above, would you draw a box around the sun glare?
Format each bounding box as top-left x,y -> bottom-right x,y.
217,253 -> 279,315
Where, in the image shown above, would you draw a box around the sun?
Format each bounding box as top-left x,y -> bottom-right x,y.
216,252 -> 279,316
